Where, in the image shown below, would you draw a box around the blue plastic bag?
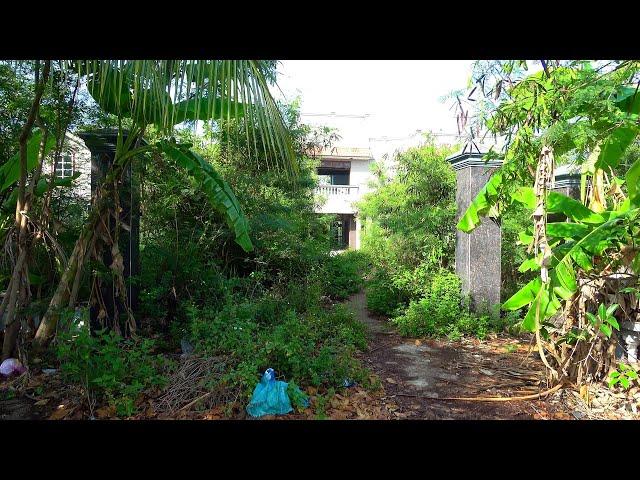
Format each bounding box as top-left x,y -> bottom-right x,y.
246,368 -> 308,417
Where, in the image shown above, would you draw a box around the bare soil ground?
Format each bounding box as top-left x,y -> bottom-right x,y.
345,291 -> 573,420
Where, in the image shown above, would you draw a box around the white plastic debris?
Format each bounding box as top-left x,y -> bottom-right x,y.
0,358 -> 27,377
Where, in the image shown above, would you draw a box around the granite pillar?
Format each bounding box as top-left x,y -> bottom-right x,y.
448,152 -> 503,309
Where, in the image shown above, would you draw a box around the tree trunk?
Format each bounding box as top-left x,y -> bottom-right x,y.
1,61 -> 50,361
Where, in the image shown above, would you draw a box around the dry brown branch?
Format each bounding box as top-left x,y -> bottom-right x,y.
153,355 -> 239,414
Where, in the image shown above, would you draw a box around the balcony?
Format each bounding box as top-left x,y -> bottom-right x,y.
315,185 -> 360,197
315,185 -> 361,214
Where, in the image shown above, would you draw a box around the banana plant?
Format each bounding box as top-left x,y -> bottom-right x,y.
32,60 -> 296,347
81,60 -> 297,251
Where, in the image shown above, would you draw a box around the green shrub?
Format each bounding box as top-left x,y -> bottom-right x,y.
392,270 -> 463,337
391,272 -> 520,339
186,296 -> 368,396
321,250 -> 369,300
56,310 -> 168,417
365,269 -> 405,316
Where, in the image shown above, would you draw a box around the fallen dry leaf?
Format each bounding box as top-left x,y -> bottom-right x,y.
95,405 -> 116,418
49,407 -> 72,420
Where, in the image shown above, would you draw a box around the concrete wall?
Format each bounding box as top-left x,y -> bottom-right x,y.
42,132 -> 92,203
314,158 -> 375,215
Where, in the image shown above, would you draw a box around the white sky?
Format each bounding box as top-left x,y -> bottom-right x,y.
272,60 -> 475,156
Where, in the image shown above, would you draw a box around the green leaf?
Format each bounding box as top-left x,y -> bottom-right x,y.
569,246 -> 593,271
547,192 -> 605,224
606,317 -> 620,331
457,170 -> 504,233
159,141 -> 253,252
546,222 -> 590,239
521,284 -> 556,332
550,259 -> 577,300
626,157 -> 640,206
598,303 -> 606,319
86,62 -> 133,117
502,277 -> 542,311
510,189 -> 605,224
586,312 -> 598,325
0,129 -> 57,192
620,376 -> 630,389
518,256 -> 541,273
518,230 -> 533,245
599,323 -> 612,338
606,303 -> 619,317
173,96 -> 245,124
596,126 -> 639,170
511,186 -> 535,209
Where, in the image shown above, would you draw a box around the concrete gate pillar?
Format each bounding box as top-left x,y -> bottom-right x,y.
77,130 -> 142,332
447,151 -> 503,309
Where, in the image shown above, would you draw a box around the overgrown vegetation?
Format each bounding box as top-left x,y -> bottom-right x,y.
56,310 -> 168,417
358,138 -> 518,339
455,60 -> 640,386
0,61 -> 369,418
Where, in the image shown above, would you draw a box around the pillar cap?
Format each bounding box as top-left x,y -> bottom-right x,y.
446,150 -> 503,171
554,163 -> 581,188
77,129 -> 148,153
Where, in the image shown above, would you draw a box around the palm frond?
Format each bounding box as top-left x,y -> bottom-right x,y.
73,60 -> 297,176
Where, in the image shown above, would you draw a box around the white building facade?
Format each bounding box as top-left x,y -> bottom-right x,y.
314,146 -> 375,250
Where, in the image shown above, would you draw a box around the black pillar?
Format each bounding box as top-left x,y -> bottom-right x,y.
77,130 -> 141,333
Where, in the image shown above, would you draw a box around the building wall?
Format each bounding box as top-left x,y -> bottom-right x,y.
314,158 -> 374,215
42,133 -> 92,203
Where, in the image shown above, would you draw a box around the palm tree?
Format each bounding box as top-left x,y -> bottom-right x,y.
6,60 -> 298,350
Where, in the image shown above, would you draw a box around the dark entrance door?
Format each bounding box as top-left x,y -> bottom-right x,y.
330,214 -> 352,250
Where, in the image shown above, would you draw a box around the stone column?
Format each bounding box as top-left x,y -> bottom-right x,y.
448,152 -> 503,309
77,130 -> 142,332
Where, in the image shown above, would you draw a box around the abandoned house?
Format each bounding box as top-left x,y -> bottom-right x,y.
313,146 -> 375,250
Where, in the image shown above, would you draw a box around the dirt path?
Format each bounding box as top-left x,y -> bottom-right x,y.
345,291 -> 569,420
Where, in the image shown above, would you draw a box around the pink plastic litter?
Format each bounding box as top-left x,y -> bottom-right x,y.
0,358 -> 26,377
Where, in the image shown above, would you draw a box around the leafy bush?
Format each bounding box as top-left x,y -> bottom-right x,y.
392,270 -> 465,337
56,310 -> 168,417
321,250 -> 369,300
186,296 -> 367,395
391,270 -> 518,339
365,269 -> 405,316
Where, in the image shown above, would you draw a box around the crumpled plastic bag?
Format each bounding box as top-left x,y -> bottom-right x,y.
0,358 -> 26,377
246,368 -> 309,417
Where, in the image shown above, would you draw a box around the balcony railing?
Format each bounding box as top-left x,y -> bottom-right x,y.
315,185 -> 360,196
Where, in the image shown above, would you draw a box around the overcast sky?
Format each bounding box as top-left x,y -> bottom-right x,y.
272,60 -> 475,154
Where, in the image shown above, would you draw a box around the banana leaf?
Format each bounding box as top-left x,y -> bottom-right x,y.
0,129 -> 56,193
159,141 -> 253,252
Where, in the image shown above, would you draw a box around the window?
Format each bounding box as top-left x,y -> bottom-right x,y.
317,169 -> 350,185
55,154 -> 74,178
